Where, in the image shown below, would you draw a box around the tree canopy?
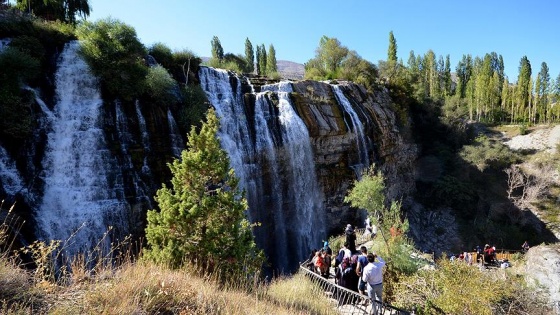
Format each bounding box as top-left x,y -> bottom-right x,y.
144,109 -> 264,278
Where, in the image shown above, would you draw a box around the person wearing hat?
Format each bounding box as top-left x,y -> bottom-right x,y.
345,224 -> 357,253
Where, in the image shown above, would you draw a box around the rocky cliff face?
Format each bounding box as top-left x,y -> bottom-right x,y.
286,80 -> 417,234
525,245 -> 560,313
0,53 -> 417,270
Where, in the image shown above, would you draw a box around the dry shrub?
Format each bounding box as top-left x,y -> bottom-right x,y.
266,272 -> 337,315
48,260 -> 312,315
393,258 -> 551,315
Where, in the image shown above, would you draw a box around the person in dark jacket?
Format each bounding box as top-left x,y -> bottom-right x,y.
345,224 -> 357,253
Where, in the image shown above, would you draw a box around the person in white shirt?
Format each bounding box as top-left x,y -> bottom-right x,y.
361,252 -> 385,314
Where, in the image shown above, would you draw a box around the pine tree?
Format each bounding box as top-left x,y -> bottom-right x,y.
244,38 -> 254,73
266,44 -> 277,75
145,109 -> 264,277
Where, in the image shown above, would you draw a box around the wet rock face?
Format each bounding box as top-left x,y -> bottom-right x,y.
285,80 -> 417,234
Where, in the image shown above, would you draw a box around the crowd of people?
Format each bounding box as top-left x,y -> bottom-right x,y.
307,221 -> 384,310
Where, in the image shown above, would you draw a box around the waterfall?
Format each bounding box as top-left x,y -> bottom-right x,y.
167,109 -> 184,157
200,67 -> 325,271
275,83 -> 325,262
0,145 -> 26,198
36,41 -> 129,257
135,101 -> 152,176
332,84 -> 370,174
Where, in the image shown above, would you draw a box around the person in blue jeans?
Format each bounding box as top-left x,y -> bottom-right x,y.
356,246 -> 369,295
361,252 -> 386,314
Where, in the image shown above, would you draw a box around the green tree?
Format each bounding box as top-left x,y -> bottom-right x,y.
145,109 -> 264,277
535,62 -> 550,123
516,56 -> 532,122
258,44 -> 267,76
210,36 -> 224,61
456,54 -> 473,98
255,45 -> 261,75
16,0 -> 90,24
244,38 -> 254,73
443,54 -> 452,96
145,65 -> 176,105
76,18 -> 148,101
266,44 -> 277,75
387,30 -> 397,63
344,165 -> 409,246
304,36 -> 350,80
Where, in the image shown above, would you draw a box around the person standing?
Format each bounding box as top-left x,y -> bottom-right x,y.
345,224 -> 357,253
362,252 -> 386,314
356,246 -> 369,295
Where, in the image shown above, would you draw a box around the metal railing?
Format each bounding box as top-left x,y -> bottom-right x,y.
299,261 -> 410,315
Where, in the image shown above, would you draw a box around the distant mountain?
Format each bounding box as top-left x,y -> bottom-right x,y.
277,60 -> 304,80
199,57 -> 304,80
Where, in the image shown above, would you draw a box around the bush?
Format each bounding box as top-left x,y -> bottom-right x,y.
460,135 -> 521,172
145,65 -> 176,105
76,18 -> 148,101
9,35 -> 46,62
148,42 -> 173,69
179,85 -> 208,131
393,258 -> 547,314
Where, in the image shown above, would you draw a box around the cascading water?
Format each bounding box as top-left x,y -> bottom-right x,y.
36,41 -> 129,257
115,101 -> 152,209
332,84 -> 370,174
274,82 -> 325,263
135,101 -> 152,176
200,67 -> 325,272
0,145 -> 26,198
167,109 -> 184,157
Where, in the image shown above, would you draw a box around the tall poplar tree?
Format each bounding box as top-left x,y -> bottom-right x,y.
145,109 -> 264,276
244,38 -> 254,73
266,44 -> 277,75
255,45 -> 261,75
536,62 -> 550,122
210,36 -> 224,61
516,56 -> 532,122
388,31 -> 397,63
258,44 -> 267,76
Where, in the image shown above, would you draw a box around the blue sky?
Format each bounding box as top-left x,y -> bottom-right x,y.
86,0 -> 559,81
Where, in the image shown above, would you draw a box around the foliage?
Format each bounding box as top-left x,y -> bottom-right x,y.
244,37 -> 254,73
148,42 -> 173,69
393,258 -> 548,315
266,44 -> 277,74
170,49 -> 201,84
0,47 -> 39,141
266,273 -> 337,315
15,0 -> 91,24
144,65 -> 176,105
178,84 -> 209,131
210,35 -> 224,61
459,135 -> 521,172
257,44 -> 267,75
76,18 -> 148,101
305,36 -> 377,90
144,109 -> 264,279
